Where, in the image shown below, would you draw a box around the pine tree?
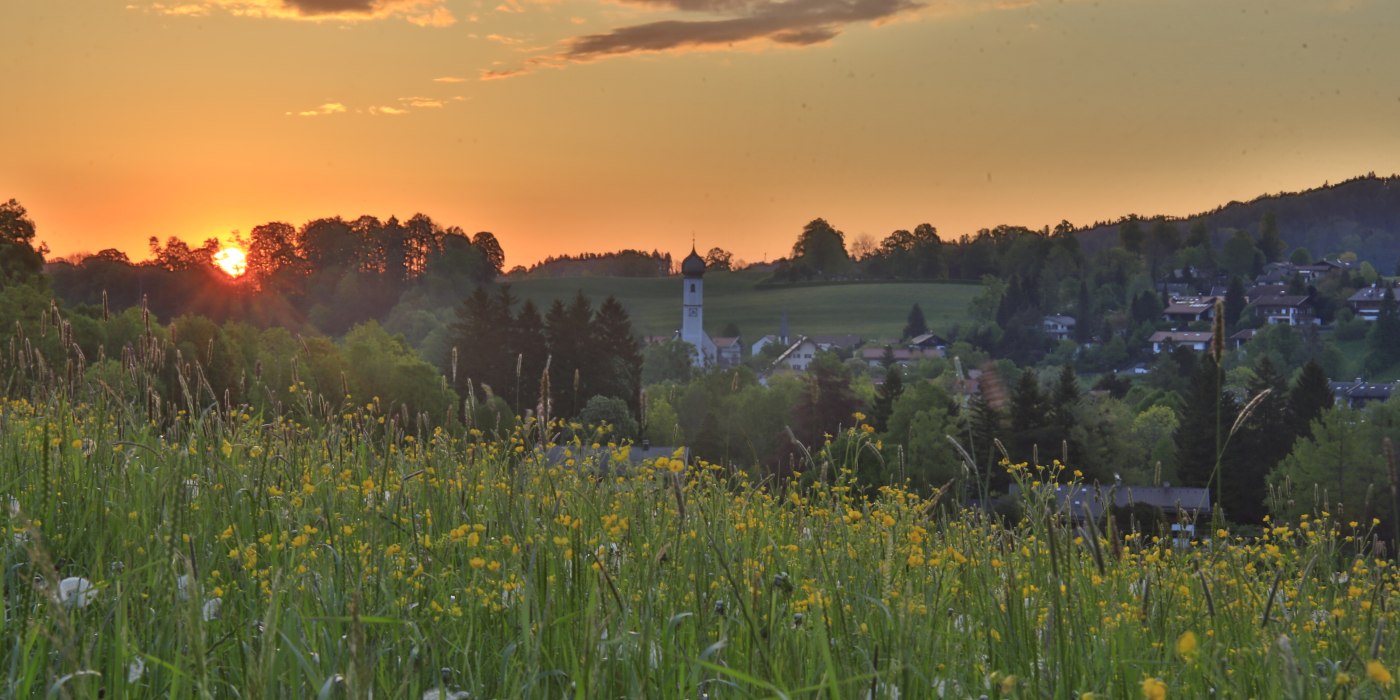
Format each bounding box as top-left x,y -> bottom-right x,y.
1050,365 -> 1080,433
1366,282 -> 1400,374
1289,359 -> 1334,439
1074,280 -> 1094,344
1228,356 -> 1291,523
509,299 -> 547,413
592,296 -> 644,418
1224,276 -> 1246,329
1008,368 -> 1050,462
1174,355 -> 1241,494
871,365 -> 904,433
903,303 -> 928,340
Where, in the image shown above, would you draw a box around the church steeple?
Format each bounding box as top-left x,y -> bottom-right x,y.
681,247 -> 706,278
681,246 -> 709,367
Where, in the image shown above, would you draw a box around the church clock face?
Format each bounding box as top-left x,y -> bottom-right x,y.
687,307 -> 698,317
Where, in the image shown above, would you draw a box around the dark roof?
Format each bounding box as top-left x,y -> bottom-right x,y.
1348,286 -> 1400,303
1254,294 -> 1311,308
681,247 -> 705,277
1011,484 -> 1211,521
1149,331 -> 1213,343
810,334 -> 863,350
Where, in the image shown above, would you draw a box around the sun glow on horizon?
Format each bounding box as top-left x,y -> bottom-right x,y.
213,247 -> 247,277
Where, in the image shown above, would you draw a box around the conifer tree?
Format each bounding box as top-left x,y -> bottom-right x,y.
1289,359 -> 1335,439
903,303 -> 928,340
871,364 -> 904,433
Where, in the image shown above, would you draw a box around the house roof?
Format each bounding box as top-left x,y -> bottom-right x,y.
1149,331 -> 1213,343
1347,286 -> 1400,303
1330,379 -> 1397,401
907,332 -> 949,347
1162,297 -> 1219,316
712,336 -> 741,348
1229,328 -> 1257,341
810,334 -> 863,350
859,346 -> 937,361
1011,484 -> 1211,521
1254,294 -> 1311,308
1042,315 -> 1076,326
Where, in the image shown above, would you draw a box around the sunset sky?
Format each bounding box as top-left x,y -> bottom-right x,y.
4,0 -> 1399,268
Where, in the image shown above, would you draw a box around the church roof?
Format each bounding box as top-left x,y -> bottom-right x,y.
681,247 -> 705,277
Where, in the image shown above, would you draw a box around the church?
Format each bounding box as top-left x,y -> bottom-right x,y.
680,247 -> 717,367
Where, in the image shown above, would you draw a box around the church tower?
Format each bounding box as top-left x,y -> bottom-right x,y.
680,247 -> 710,367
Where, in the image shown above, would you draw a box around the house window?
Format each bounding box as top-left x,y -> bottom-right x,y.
690,283 -> 696,293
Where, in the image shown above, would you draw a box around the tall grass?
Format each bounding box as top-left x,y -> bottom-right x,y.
1,386 -> 1398,698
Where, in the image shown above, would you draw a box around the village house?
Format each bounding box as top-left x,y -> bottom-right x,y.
771,336 -> 821,372
1346,285 -> 1400,321
1328,379 -> 1397,408
1253,294 -> 1318,326
1230,328 -> 1257,349
859,345 -> 941,369
712,336 -> 742,368
1041,314 -> 1076,342
809,334 -> 863,354
1149,330 -> 1213,353
906,333 -> 949,350
1162,296 -> 1220,326
1011,483 -> 1212,525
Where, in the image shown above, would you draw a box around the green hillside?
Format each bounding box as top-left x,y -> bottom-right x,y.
505,270 -> 979,341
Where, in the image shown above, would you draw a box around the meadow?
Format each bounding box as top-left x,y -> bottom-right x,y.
505,271 -> 981,340
2,379 -> 1399,699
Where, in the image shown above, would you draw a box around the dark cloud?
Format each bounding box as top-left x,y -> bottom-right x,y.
562,0 -> 921,60
283,0 -> 377,14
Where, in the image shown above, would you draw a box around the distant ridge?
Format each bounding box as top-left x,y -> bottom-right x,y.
509,249 -> 673,279
1074,174 -> 1400,267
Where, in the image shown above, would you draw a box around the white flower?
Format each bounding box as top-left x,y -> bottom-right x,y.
202,597 -> 222,621
177,574 -> 191,601
421,690 -> 470,700
127,657 -> 145,683
57,577 -> 97,609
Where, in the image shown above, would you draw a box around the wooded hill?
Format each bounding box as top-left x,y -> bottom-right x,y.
1074,174 -> 1400,267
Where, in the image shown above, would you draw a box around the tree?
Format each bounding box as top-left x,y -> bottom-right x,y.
592,296 -> 643,418
903,303 -> 928,340
578,395 -> 639,442
1050,365 -> 1080,433
1224,276 -> 1247,330
870,364 -> 904,433
1365,283 -> 1400,374
1008,368 -> 1050,461
1174,355 -> 1240,496
1258,211 -> 1285,264
472,232 -> 505,279
1289,359 -> 1334,440
509,299 -> 548,412
1221,230 -> 1263,278
704,247 -> 734,271
788,219 -> 851,277
1118,217 -> 1145,255
1229,356 -> 1292,523
789,352 -> 862,449
1269,405 -> 1394,528
0,200 -> 46,287
448,286 -> 512,402
642,340 -> 695,386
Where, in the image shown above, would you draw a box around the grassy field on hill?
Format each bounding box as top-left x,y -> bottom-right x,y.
505,270 -> 981,340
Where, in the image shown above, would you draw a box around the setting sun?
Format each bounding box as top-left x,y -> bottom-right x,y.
212,247 -> 247,277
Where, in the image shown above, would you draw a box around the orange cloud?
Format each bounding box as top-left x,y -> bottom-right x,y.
289,102 -> 348,116
143,0 -> 456,25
